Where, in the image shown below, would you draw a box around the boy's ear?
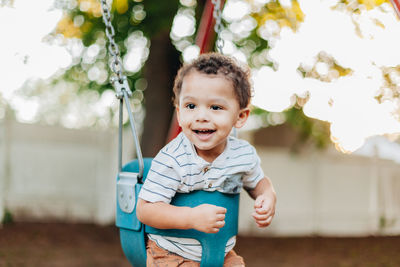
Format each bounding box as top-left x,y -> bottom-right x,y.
234,107 -> 250,128
175,106 -> 182,127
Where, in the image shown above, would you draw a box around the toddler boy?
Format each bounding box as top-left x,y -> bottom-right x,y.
137,53 -> 276,266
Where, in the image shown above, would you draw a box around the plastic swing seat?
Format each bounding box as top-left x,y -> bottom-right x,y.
116,158 -> 240,267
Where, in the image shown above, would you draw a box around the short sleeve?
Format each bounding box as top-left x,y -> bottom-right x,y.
138,149 -> 181,203
242,146 -> 264,190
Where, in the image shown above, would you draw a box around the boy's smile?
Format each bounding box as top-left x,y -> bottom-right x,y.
192,129 -> 215,140
176,70 -> 249,162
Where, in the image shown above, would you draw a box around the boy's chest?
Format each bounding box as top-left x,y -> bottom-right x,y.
177,164 -> 244,193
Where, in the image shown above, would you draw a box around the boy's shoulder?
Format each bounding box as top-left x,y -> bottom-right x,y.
151,133 -> 197,170
155,132 -> 192,161
227,135 -> 255,151
162,132 -> 187,152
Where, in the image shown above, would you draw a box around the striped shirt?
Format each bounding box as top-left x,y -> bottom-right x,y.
138,132 -> 264,262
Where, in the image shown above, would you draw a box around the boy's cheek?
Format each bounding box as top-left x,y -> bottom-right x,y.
179,119 -> 190,128
177,114 -> 188,127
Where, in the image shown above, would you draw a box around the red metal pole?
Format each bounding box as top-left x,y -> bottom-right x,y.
196,0 -> 218,53
390,0 -> 400,19
166,0 -> 226,142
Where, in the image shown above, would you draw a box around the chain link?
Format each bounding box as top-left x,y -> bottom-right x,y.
101,0 -> 143,178
100,0 -> 130,95
211,0 -> 225,53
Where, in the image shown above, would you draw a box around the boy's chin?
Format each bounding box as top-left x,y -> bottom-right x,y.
194,144 -> 213,151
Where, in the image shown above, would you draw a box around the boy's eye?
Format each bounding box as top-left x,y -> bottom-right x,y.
186,103 -> 196,109
211,105 -> 222,110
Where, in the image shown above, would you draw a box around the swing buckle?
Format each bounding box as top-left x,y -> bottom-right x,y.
112,76 -> 132,99
117,172 -> 138,213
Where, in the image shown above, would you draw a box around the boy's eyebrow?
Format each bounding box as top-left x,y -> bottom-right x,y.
209,98 -> 229,106
181,96 -> 229,105
181,96 -> 196,102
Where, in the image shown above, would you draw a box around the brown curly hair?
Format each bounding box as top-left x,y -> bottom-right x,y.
173,53 -> 252,109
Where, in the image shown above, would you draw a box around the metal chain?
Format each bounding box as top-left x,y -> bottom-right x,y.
100,0 -> 126,89
100,0 -> 144,179
211,0 -> 225,53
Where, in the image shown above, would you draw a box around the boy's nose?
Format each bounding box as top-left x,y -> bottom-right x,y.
195,108 -> 210,122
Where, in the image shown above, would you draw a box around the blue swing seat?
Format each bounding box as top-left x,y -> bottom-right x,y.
116,158 -> 240,267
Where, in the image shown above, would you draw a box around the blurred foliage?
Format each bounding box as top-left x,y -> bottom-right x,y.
298,51 -> 353,83
227,1 -> 305,69
379,66 -> 400,99
45,0 -> 395,149
217,0 -> 332,149
52,0 -> 181,96
252,96 -> 331,150
332,0 -> 400,122
285,106 -> 331,150
242,0 -> 392,149
336,0 -> 389,12
0,0 -> 14,7
376,65 -> 400,120
2,209 -> 14,225
251,0 -> 304,31
52,0 -> 311,96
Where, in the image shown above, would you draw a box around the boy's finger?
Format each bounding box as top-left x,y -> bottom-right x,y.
256,216 -> 273,227
253,211 -> 275,222
211,227 -> 220,233
254,197 -> 263,208
252,212 -> 268,221
258,210 -> 275,222
216,207 -> 227,214
255,207 -> 269,214
217,213 -> 225,220
215,220 -> 225,228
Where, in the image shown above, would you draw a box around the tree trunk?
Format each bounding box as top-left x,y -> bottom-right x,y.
140,31 -> 180,157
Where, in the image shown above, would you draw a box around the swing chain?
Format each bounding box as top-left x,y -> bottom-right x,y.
100,0 -> 144,180
211,0 -> 225,53
100,0 -> 132,99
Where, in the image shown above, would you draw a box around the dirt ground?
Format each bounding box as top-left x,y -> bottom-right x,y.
1,222 -> 400,267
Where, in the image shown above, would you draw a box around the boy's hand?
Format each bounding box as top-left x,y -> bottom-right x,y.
190,204 -> 227,233
252,194 -> 275,228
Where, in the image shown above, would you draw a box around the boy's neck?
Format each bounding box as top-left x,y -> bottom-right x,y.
194,140 -> 227,163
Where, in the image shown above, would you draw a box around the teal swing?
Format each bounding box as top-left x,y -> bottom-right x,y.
117,159 -> 239,267
100,1 -> 237,266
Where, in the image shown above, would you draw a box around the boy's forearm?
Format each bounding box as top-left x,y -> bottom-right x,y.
248,177 -> 276,200
136,198 -> 193,230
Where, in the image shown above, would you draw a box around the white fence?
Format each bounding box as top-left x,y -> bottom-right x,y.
239,147 -> 400,236
1,119 -> 400,236
0,119 -> 132,225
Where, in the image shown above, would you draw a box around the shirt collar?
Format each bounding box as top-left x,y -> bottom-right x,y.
180,132 -> 231,166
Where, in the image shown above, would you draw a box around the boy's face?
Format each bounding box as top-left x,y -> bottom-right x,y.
176,70 -> 249,161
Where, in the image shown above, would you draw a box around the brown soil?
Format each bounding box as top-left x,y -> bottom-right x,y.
0,222 -> 399,267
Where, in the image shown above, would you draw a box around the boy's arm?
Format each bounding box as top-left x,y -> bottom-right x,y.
246,177 -> 276,228
136,198 -> 227,233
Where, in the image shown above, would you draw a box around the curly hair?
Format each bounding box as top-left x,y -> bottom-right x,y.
173,53 -> 252,109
